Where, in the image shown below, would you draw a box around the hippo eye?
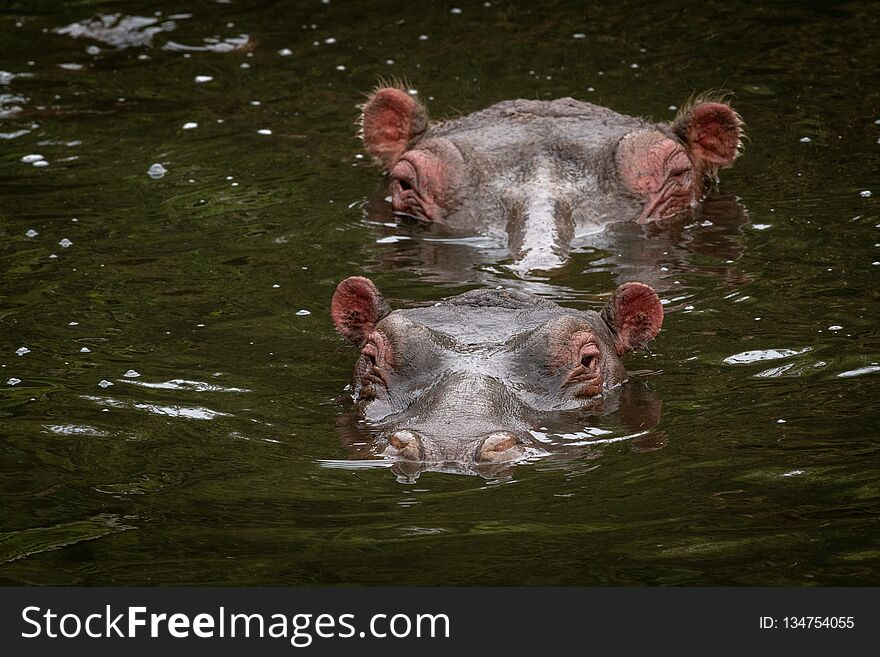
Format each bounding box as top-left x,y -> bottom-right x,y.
580,354 -> 594,368
397,178 -> 413,191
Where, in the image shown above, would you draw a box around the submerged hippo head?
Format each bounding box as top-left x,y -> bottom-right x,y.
360,87 -> 743,271
331,276 -> 663,477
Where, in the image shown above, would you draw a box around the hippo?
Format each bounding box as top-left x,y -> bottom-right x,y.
359,86 -> 743,272
331,276 -> 663,477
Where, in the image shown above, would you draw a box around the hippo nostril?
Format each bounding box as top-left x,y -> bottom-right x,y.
386,430 -> 424,462
477,432 -> 526,463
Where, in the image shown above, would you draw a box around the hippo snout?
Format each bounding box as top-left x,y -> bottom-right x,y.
476,432 -> 531,464
381,428 -> 532,466
384,430 -> 425,462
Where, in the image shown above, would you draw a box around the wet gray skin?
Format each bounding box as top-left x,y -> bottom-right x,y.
331,276 -> 663,478
360,89 -> 743,273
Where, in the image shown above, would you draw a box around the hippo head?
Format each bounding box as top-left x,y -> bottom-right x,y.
331,276 -> 663,478
360,87 -> 743,271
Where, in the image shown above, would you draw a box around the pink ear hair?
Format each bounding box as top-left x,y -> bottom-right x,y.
331,276 -> 391,346
602,282 -> 663,355
360,87 -> 428,168
677,101 -> 743,169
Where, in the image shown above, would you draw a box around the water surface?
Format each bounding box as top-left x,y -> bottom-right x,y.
1,0 -> 878,585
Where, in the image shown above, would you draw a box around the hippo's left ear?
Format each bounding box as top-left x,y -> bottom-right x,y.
601,282 -> 663,355
360,87 -> 429,169
331,276 -> 391,346
673,100 -> 743,169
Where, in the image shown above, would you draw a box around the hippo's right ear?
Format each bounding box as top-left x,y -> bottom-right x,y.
360,87 -> 428,169
601,282 -> 663,355
331,276 -> 391,346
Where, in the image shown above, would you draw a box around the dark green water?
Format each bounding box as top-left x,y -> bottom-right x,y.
1,0 -> 878,585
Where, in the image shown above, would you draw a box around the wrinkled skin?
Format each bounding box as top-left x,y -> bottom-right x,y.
360,87 -> 743,273
331,276 -> 663,478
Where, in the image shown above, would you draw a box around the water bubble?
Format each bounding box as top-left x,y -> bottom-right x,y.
451,7 -> 462,13
418,34 -> 429,40
59,63 -> 83,71
272,284 -> 280,288
240,63 -> 250,69
15,347 -> 30,356
587,86 -> 595,92
59,238 -> 72,248
800,136 -> 811,143
86,45 -> 101,55
68,321 -> 78,326
182,121 -> 198,129
32,160 -> 49,168
828,325 -> 843,331
324,37 -> 336,44
7,378 -> 21,386
98,379 -> 113,388
147,163 -> 167,179
385,59 -> 395,65
861,190 -> 873,198
668,105 -> 677,111
21,154 -> 44,163
25,229 -> 38,238
335,65 -> 346,71
295,309 -> 311,316
194,75 -> 213,83
80,347 -> 91,353
257,128 -> 272,135
630,63 -> 639,69
123,370 -> 141,378
278,48 -> 292,56
572,33 -> 585,39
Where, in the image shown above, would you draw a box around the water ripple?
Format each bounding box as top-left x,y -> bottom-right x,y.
117,378 -> 250,393
55,14 -> 178,49
723,347 -> 812,365
82,395 -> 231,420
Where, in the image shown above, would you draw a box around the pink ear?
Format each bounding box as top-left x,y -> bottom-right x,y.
360,87 -> 428,168
601,282 -> 663,354
331,276 -> 391,346
675,101 -> 742,168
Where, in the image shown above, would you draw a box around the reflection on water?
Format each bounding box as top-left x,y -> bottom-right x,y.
0,0 -> 878,586
55,14 -> 178,49
363,190 -> 751,298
